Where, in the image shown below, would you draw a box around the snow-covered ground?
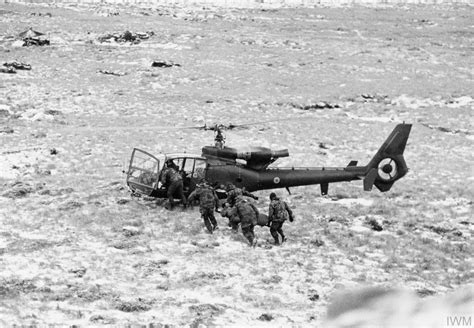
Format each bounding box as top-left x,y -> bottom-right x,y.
1,3 -> 473,326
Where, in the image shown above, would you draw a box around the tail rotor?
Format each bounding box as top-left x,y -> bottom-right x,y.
364,124 -> 412,192
378,158 -> 398,181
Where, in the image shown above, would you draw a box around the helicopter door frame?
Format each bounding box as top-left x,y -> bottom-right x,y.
126,148 -> 161,196
180,157 -> 207,193
188,158 -> 207,188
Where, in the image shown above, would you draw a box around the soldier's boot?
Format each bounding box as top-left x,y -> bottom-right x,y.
167,197 -> 175,210
248,237 -> 254,247
280,234 -> 287,243
204,218 -> 213,234
270,230 -> 280,245
182,198 -> 187,209
210,217 -> 218,231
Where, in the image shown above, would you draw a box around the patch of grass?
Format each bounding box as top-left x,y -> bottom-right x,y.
416,288 -> 436,297
6,238 -> 61,254
179,271 -> 228,288
110,238 -> 137,250
382,255 -> 402,271
189,303 -> 225,316
330,231 -> 369,250
76,285 -> 118,303
58,200 -> 84,210
261,275 -> 282,284
189,221 -> 205,235
172,220 -> 188,234
309,237 -> 325,247
114,298 -> 154,312
0,278 -> 37,297
439,241 -> 472,257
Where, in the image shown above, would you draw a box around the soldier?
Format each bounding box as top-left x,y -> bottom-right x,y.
160,161 -> 186,210
220,202 -> 239,231
187,181 -> 219,233
234,196 -> 259,247
268,192 -> 294,245
226,183 -> 258,207
221,202 -> 270,232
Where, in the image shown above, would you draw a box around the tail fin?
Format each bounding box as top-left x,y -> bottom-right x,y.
364,124 -> 412,192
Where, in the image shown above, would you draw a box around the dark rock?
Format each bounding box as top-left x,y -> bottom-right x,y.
69,267 -> 87,278
0,127 -> 14,134
416,288 -> 436,298
328,216 -> 349,225
35,167 -> 51,175
2,182 -> 33,198
22,37 -> 50,46
309,293 -> 320,301
3,61 -> 31,70
50,148 -> 58,155
59,200 -> 84,210
258,313 -> 274,321
44,110 -> 61,116
122,226 -> 141,237
366,217 -> 383,231
97,30 -> 153,44
310,238 -> 325,247
425,224 -> 453,235
98,70 -> 127,76
0,67 -> 16,74
151,61 -> 181,68
89,315 -> 116,324
32,132 -> 47,138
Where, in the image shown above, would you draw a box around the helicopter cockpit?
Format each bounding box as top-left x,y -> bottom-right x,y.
126,148 -> 206,197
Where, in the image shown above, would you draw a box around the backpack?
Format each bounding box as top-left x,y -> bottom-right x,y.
200,188 -> 216,208
272,200 -> 289,222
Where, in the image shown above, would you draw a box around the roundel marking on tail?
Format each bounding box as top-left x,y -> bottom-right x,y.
378,158 -> 398,181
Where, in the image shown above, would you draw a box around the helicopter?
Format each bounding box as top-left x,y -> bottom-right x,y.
126,122 -> 412,199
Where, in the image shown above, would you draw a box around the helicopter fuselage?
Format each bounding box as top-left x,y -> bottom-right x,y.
126,123 -> 412,198
205,161 -> 366,194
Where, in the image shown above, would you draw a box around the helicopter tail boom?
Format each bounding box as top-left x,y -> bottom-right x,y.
363,123 -> 412,192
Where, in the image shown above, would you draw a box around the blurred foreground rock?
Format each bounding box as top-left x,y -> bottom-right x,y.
325,286 -> 474,327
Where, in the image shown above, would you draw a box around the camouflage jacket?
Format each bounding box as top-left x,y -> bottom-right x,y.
235,199 -> 259,228
160,167 -> 182,186
227,188 -> 256,206
187,186 -> 218,210
269,199 -> 293,222
221,205 -> 239,223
